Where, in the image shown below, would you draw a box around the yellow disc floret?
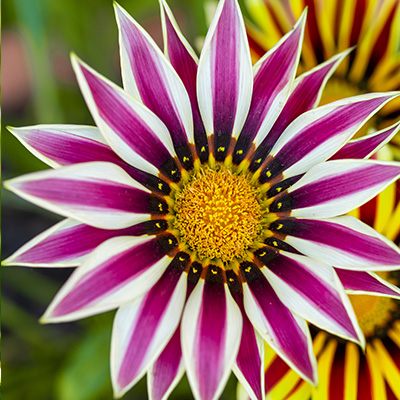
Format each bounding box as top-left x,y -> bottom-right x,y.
173,166 -> 263,264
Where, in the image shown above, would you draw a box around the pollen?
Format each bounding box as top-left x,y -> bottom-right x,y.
173,166 -> 263,264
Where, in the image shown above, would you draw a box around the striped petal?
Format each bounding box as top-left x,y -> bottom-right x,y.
228,275 -> 265,400
241,11 -> 306,149
330,121 -> 400,160
337,270 -> 400,299
111,254 -> 189,397
114,3 -> 194,149
260,251 -> 364,346
6,124 -> 167,191
2,218 -> 168,267
182,267 -> 243,400
4,162 -> 165,230
160,0 -> 208,163
197,0 -> 253,160
147,328 -> 185,400
264,93 -> 398,180
41,234 -> 177,322
71,55 -> 179,179
248,49 -> 352,168
275,216 -> 400,270
270,160 -> 400,218
240,262 -> 317,385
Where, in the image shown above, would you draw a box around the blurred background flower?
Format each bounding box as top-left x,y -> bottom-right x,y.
245,0 -> 400,158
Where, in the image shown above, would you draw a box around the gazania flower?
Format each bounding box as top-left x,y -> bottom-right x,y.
237,157 -> 400,400
245,0 -> 400,156
4,0 -> 400,399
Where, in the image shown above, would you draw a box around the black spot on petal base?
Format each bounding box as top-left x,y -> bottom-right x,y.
176,143 -> 194,171
156,234 -> 179,255
188,261 -> 202,286
226,269 -> 242,294
240,261 -> 262,284
160,158 -> 182,183
254,247 -> 279,265
205,264 -> 224,284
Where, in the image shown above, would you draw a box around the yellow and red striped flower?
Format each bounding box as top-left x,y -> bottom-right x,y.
245,0 -> 400,157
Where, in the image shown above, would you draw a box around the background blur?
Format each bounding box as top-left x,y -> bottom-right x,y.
2,0 -> 242,398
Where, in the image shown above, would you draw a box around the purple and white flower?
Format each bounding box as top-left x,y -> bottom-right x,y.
4,1 -> 400,399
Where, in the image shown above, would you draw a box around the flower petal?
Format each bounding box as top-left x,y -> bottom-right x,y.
160,0 -> 209,162
337,270 -> 400,299
263,93 -> 398,180
240,262 -> 317,385
6,124 -> 168,191
197,0 -> 253,160
228,275 -> 264,400
270,160 -> 400,218
114,3 -> 194,148
259,251 -> 364,346
182,267 -> 243,400
330,121 -> 400,160
147,328 -> 185,400
111,253 -> 189,397
239,11 -> 306,151
4,162 -> 165,229
41,234 -> 177,322
248,49 -> 353,168
3,218 -> 169,267
71,55 -> 180,180
275,215 -> 400,270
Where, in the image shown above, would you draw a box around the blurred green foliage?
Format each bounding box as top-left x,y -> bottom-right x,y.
2,0 -> 239,399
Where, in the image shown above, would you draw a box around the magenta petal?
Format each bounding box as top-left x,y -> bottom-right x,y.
269,94 -> 397,179
114,3 -> 193,149
7,125 -> 170,193
330,121 -> 400,160
197,0 -> 252,161
112,255 -> 188,396
182,270 -> 242,400
148,328 -> 184,400
235,12 -> 305,162
74,60 -> 175,171
5,162 -> 161,230
160,1 -> 208,162
230,286 -> 264,400
272,160 -> 400,218
248,50 -> 351,168
3,219 -> 167,267
263,252 -> 362,343
277,216 -> 400,270
241,263 -> 316,384
337,270 -> 400,298
43,235 -> 177,322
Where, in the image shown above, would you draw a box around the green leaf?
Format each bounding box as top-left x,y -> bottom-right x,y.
56,325 -> 113,400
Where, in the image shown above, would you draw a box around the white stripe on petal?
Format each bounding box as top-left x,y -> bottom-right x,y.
284,215 -> 400,270
111,269 -> 187,397
4,162 -> 152,230
262,252 -> 365,347
72,55 -> 176,176
287,159 -> 400,218
42,235 -> 171,323
197,0 -> 253,139
182,279 -> 243,400
114,3 -> 194,145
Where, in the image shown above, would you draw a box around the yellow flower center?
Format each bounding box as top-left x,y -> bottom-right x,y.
349,273 -> 399,338
173,166 -> 264,264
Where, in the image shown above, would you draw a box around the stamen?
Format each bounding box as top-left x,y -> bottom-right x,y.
173,166 -> 265,265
